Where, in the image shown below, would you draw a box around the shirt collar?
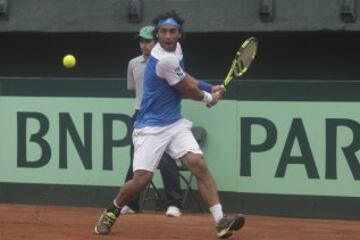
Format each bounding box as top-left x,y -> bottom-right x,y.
141,55 -> 148,63
151,42 -> 183,60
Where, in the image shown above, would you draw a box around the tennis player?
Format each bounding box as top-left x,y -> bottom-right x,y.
122,25 -> 183,217
95,10 -> 245,239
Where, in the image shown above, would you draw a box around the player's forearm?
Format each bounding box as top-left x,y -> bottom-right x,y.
176,75 -> 204,101
186,73 -> 213,93
178,73 -> 213,100
174,74 -> 218,106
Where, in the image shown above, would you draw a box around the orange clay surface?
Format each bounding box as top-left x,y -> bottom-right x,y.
0,204 -> 359,240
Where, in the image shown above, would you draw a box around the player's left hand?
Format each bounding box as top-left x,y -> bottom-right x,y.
206,92 -> 221,108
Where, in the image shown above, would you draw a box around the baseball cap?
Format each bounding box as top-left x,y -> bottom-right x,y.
136,25 -> 155,40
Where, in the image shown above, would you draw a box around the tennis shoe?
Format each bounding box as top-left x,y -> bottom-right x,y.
165,206 -> 182,217
94,211 -> 118,235
216,213 -> 245,239
121,205 -> 136,215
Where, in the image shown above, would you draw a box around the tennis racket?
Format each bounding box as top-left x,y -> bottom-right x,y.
223,37 -> 258,87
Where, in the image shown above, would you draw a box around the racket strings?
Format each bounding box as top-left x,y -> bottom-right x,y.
234,41 -> 257,76
223,37 -> 258,87
234,58 -> 244,75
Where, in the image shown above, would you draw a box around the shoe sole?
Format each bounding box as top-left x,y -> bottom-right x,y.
166,213 -> 182,217
217,214 -> 245,239
94,226 -> 104,235
229,214 -> 245,231
166,211 -> 182,217
94,225 -> 110,235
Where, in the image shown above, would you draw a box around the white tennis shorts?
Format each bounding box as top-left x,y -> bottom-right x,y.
132,118 -> 203,172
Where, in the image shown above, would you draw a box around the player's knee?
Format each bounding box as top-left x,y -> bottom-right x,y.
133,170 -> 153,189
187,156 -> 208,176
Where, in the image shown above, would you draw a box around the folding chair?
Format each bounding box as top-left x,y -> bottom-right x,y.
139,179 -> 166,212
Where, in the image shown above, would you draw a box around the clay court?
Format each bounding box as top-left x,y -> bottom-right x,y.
0,203 -> 359,240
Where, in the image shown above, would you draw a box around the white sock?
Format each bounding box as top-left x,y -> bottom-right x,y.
113,199 -> 121,209
209,204 -> 224,224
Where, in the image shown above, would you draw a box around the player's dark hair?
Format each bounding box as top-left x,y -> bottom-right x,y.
152,10 -> 185,39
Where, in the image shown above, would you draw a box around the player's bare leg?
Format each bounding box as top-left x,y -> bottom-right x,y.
180,153 -> 219,206
94,170 -> 153,235
115,170 -> 153,206
180,153 -> 245,239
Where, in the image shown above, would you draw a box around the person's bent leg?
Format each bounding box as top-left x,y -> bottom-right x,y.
115,170 -> 153,207
180,153 -> 219,208
122,110 -> 141,213
95,120 -> 170,234
94,170 -> 153,235
122,158 -> 141,213
180,153 -> 245,239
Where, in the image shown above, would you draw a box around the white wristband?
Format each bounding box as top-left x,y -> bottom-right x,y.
201,91 -> 213,104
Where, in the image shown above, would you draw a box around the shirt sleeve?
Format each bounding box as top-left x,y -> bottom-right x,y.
127,60 -> 135,90
156,56 -> 186,86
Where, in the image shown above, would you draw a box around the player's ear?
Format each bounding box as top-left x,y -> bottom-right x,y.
178,29 -> 184,40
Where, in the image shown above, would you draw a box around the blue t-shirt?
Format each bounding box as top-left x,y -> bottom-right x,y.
134,42 -> 186,128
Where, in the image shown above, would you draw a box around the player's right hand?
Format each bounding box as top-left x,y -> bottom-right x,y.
212,84 -> 226,98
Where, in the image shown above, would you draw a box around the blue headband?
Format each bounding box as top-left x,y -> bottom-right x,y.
156,18 -> 181,29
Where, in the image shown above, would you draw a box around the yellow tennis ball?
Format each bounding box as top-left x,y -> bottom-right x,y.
63,54 -> 76,69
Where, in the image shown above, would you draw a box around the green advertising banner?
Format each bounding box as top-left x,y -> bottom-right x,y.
0,97 -> 134,186
0,97 -> 238,189
237,101 -> 360,197
0,97 -> 359,197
